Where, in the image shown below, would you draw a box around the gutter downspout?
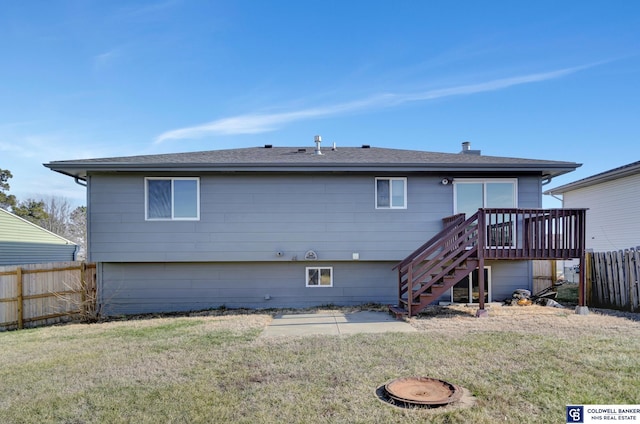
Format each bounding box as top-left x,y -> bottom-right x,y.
542,175 -> 564,205
548,193 -> 563,204
74,177 -> 87,187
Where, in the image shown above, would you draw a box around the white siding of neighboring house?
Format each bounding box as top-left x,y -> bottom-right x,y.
561,172 -> 640,252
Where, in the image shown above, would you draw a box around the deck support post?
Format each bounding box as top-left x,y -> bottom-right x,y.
575,213 -> 589,315
476,210 -> 488,318
475,256 -> 488,318
575,251 -> 589,315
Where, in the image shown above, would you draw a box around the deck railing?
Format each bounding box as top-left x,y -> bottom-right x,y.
479,208 -> 587,259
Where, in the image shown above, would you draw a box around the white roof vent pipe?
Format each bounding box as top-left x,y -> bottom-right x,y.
314,135 -> 323,155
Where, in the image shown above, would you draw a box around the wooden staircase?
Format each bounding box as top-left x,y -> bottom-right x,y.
391,212 -> 481,317
390,208 -> 588,317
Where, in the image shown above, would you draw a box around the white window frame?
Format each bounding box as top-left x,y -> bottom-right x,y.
305,267 -> 333,287
454,178 -> 518,248
145,177 -> 200,221
452,178 -> 518,214
375,177 -> 407,209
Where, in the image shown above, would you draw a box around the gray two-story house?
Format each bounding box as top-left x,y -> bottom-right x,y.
45,140 -> 586,316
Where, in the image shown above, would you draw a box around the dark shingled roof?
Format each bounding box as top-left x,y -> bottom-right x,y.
44,145 -> 581,180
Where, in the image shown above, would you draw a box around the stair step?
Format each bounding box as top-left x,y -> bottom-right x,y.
388,305 -> 408,319
399,298 -> 420,306
402,291 -> 435,298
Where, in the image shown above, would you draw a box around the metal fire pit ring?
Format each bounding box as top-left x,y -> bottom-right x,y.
384,377 -> 462,407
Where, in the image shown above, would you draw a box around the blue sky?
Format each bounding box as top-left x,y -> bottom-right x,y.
1,1 -> 638,208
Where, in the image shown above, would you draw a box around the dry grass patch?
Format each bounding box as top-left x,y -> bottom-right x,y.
410,303 -> 640,338
0,306 -> 639,424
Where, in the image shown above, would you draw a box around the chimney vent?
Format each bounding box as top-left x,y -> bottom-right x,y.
460,141 -> 481,155
314,135 -> 323,155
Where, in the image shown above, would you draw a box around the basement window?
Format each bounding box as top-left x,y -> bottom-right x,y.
375,177 -> 407,209
145,177 -> 200,220
306,267 -> 333,287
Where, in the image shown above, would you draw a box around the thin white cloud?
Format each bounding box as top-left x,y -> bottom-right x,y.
155,64 -> 593,144
0,140 -> 40,158
93,48 -> 121,69
0,134 -> 112,162
155,96 -> 392,142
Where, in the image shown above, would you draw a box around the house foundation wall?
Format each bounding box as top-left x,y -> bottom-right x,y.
98,261 -> 398,316
98,260 -> 534,316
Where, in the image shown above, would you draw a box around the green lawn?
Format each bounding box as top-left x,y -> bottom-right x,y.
1,306 -> 639,424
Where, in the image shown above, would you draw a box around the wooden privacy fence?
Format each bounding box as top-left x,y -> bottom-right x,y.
0,261 -> 96,331
588,248 -> 640,312
533,260 -> 558,294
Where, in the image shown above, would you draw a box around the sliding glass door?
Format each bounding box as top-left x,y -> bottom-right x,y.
451,267 -> 491,303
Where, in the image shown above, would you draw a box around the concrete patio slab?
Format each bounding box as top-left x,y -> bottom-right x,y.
262,311 -> 416,337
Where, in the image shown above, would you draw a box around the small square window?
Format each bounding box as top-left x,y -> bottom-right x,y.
306,267 -> 333,287
375,177 -> 406,209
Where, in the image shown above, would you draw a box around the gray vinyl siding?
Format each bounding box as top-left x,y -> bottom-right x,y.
99,260 -> 531,315
486,260 -> 532,301
88,173 -> 541,263
518,176 -> 543,208
0,242 -> 77,265
90,172 -> 541,314
98,261 -> 398,315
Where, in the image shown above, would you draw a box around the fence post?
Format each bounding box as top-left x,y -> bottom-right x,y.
80,262 -> 87,317
629,247 -> 640,312
626,249 -> 636,312
585,253 -> 592,306
16,267 -> 23,330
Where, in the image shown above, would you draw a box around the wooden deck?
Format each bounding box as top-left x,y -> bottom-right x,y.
393,208 -> 587,316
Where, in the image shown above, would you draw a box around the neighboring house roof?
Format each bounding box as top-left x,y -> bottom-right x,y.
0,208 -> 75,245
44,144 -> 580,180
544,160 -> 640,194
0,208 -> 77,265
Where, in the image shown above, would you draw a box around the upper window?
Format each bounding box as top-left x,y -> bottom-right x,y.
145,177 -> 200,220
375,177 -> 407,209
